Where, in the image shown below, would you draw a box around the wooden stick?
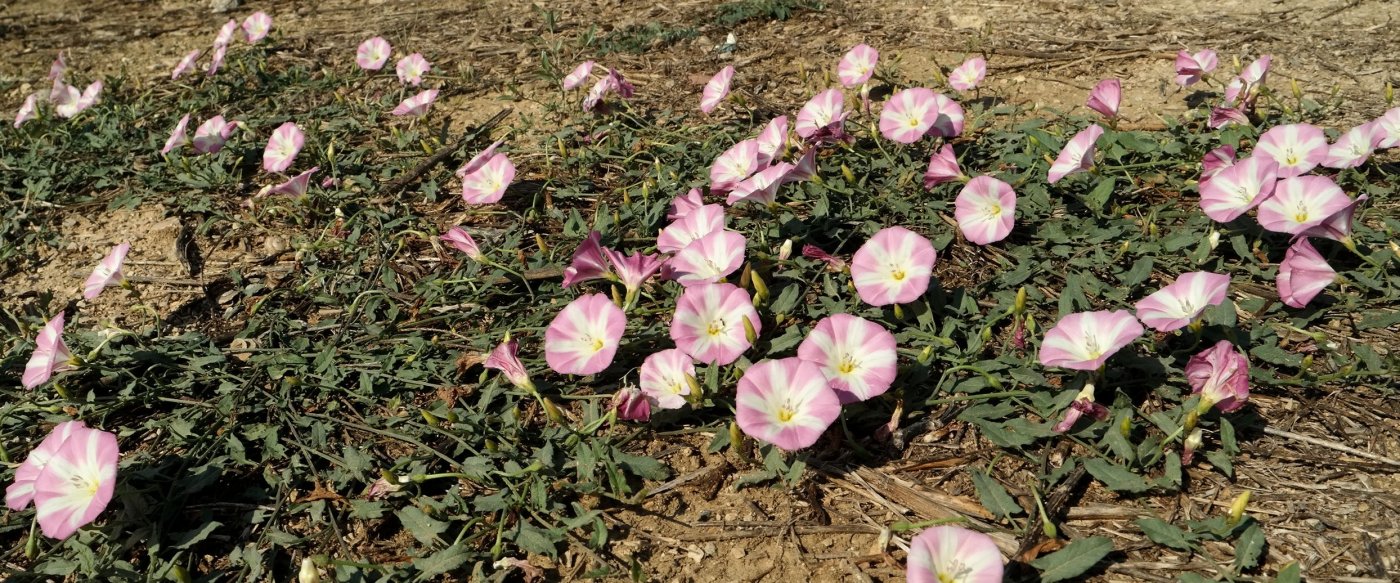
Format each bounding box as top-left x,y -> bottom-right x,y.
1263,426 -> 1400,468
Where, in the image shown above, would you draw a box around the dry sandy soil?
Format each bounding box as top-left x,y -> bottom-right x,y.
2,0 -> 1398,581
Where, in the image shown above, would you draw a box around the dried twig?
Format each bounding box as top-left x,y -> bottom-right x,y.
1263,426 -> 1400,468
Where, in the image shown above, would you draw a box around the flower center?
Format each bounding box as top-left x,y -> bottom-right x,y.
984,203 -> 1002,218
906,116 -> 922,128
776,407 -> 796,423
838,356 -> 858,375
589,337 -> 605,352
707,319 -> 726,336
890,266 -> 906,281
1283,147 -> 1299,166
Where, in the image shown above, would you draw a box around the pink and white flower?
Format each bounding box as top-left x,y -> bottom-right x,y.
484,338 -> 534,391
735,358 -> 841,451
1198,155 -> 1278,223
1254,123 -> 1328,178
6,420 -> 85,512
755,115 -> 789,167
456,139 -> 505,178
611,386 -> 651,422
22,313 -> 75,390
206,43 -> 227,76
926,93 -> 965,138
666,187 -> 704,221
954,176 -> 1016,245
924,144 -> 965,188
710,139 -> 760,192
638,349 -> 696,410
1186,340 -> 1249,413
391,89 -> 438,116
670,282 -> 760,366
1257,175 -> 1351,235
1200,144 -> 1236,181
544,294 -> 626,375
8,421 -> 119,540
460,153 -> 514,204
1377,107 -> 1400,148
267,167 -> 318,197
241,11 -> 272,43
1038,310 -> 1143,371
15,94 -> 39,128
396,53 -> 430,86
797,314 -> 897,404
214,19 -> 238,47
907,526 -> 1004,583
726,162 -> 792,206
1086,79 -> 1121,119
356,37 -> 392,70
192,115 -> 237,154
850,227 -> 936,307
1175,49 -> 1219,86
441,227 -> 484,261
1208,106 -> 1250,129
262,122 -> 305,173
795,89 -> 847,140
48,52 -> 67,82
667,230 -> 747,286
603,248 -> 664,298
161,114 -> 192,155
1299,194 -> 1367,244
948,57 -> 987,91
562,231 -> 609,288
562,61 -> 594,90
1276,238 -> 1335,308
1239,55 -> 1272,86
51,80 -> 102,118
1322,122 -> 1384,169
83,243 -> 130,300
1053,383 -> 1110,433
1134,271 -> 1230,332
658,204 -> 726,253
1047,124 -> 1104,184
878,88 -> 939,144
700,65 -> 735,114
803,245 -> 846,271
171,49 -> 201,80
785,148 -> 818,183
836,44 -> 878,88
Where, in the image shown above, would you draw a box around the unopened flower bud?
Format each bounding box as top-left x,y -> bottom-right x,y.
918,345 -> 933,365
778,239 -> 793,261
298,557 -> 321,583
534,234 -> 549,254
541,397 -> 564,424
743,316 -> 758,345
841,164 -> 856,184
739,263 -> 752,288
1291,79 -> 1302,101
1119,415 -> 1132,438
1184,408 -> 1199,432
421,410 -> 440,427
1227,491 -> 1250,525
1182,428 -> 1204,465
729,421 -> 744,451
1014,286 -> 1027,315
1386,82 -> 1395,106
751,271 -> 770,305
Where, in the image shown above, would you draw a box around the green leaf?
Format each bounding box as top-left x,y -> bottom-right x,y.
413,544 -> 472,578
1082,458 -> 1151,493
969,469 -> 1023,519
1121,256 -> 1153,287
1085,177 -> 1116,213
1358,310 -> 1400,330
513,522 -> 560,556
1205,450 -> 1235,478
397,506 -> 449,545
1276,562 -> 1302,583
1136,517 -> 1193,551
170,521 -> 222,549
1030,536 -> 1115,583
612,448 -> 669,480
1233,523 -> 1267,571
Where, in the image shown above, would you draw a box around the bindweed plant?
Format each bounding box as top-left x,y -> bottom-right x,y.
2,10 -> 1399,582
